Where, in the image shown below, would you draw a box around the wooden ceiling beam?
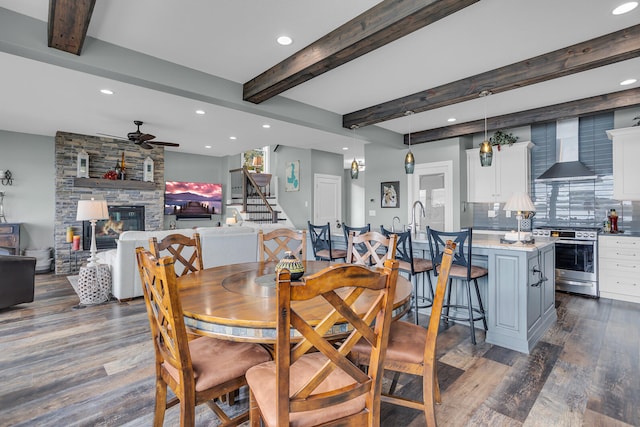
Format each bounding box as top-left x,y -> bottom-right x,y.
48,0 -> 96,55
345,24 -> 640,129
243,0 -> 479,104
407,87 -> 640,144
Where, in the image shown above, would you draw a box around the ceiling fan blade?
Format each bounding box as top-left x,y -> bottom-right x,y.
148,141 -> 180,147
136,141 -> 154,149
138,133 -> 156,142
97,132 -> 127,141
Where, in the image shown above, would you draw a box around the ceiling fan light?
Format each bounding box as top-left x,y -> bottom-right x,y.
404,150 -> 415,174
479,140 -> 493,167
350,158 -> 359,179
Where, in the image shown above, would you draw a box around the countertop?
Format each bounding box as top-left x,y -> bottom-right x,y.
412,233 -> 555,252
600,231 -> 640,238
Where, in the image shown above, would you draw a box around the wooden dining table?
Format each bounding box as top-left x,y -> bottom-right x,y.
177,260 -> 412,344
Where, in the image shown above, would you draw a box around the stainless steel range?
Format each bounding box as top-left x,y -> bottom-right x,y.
531,227 -> 599,298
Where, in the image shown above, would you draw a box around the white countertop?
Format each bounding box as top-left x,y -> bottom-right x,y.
412,233 -> 555,252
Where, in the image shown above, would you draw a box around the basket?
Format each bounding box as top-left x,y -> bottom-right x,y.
74,265 -> 112,305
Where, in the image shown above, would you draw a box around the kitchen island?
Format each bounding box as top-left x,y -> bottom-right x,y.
410,234 -> 556,354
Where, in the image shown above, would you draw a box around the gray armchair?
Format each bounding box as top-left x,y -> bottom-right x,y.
0,255 -> 36,309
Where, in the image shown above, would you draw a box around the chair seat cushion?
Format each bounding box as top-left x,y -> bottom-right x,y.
438,264 -> 488,279
413,258 -> 433,274
351,321 -> 426,365
163,336 -> 271,392
315,249 -> 347,260
246,352 -> 366,427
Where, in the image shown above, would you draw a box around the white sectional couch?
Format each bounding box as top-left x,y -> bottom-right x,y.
98,226 -> 259,300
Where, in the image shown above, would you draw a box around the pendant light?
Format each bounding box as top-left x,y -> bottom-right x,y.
350,125 -> 359,179
404,110 -> 415,174
479,90 -> 493,167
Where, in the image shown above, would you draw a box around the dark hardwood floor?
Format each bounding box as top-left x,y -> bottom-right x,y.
1,273 -> 638,426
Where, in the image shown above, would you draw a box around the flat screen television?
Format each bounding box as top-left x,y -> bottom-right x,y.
164,181 -> 222,218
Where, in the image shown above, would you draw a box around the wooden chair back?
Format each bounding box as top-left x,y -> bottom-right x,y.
150,233 -> 203,277
258,259 -> 399,426
258,228 -> 307,262
347,230 -> 397,268
136,248 -> 194,399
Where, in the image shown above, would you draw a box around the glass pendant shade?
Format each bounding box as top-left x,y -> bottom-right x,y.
350,158 -> 359,179
404,150 -> 415,174
479,140 -> 493,167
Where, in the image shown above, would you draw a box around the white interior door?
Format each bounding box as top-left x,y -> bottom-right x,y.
407,161 -> 453,232
313,174 -> 342,229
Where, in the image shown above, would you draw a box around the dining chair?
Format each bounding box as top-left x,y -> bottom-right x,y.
381,226 -> 434,325
150,232 -> 203,277
258,228 -> 307,262
427,227 -> 488,345
245,258 -> 400,427
347,230 -> 397,268
342,222 -> 371,254
307,221 -> 347,261
350,240 -> 456,427
135,247 -> 272,427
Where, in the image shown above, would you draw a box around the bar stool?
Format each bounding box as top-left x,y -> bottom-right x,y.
381,226 -> 434,325
342,223 -> 370,255
307,221 -> 347,262
427,226 -> 488,344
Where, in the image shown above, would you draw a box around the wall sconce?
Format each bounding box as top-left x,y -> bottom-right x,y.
0,170 -> 13,186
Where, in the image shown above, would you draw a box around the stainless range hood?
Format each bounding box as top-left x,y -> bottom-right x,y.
536,118 -> 597,182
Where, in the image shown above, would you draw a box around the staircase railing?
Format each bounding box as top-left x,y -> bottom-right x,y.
229,167 -> 278,223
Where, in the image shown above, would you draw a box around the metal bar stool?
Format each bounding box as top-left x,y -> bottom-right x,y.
307,221 -> 347,262
381,226 -> 434,325
427,226 -> 488,344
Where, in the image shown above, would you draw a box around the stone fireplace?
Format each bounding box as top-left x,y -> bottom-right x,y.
54,131 -> 165,274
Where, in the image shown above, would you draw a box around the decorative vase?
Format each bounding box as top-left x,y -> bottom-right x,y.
275,251 -> 304,281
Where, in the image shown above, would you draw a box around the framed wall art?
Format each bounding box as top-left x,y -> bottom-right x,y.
285,160 -> 300,192
380,181 -> 399,208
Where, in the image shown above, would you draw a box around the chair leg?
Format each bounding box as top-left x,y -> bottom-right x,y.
465,280 -> 477,345
413,274 -> 420,325
424,365 -> 438,427
473,278 -> 488,331
388,371 -> 402,395
443,278 -> 453,322
249,388 -> 261,427
154,378 -> 168,427
426,272 -> 434,304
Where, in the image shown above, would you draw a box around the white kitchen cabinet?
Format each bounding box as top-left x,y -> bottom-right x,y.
606,127 -> 640,201
466,141 -> 533,203
599,235 -> 640,303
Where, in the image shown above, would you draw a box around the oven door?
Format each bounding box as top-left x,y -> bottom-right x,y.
555,239 -> 597,288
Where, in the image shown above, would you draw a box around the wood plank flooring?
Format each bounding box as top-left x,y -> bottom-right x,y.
0,273 -> 639,426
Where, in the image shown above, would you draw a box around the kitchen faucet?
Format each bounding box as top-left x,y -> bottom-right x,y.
392,216 -> 401,232
409,201 -> 425,237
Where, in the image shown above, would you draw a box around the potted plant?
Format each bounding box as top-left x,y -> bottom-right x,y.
633,116 -> 639,126
490,130 -> 519,150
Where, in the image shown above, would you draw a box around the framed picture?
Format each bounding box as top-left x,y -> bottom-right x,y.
285,160 -> 300,192
380,181 -> 399,208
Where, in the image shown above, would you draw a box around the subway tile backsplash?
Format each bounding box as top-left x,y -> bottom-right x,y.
472,112 -> 640,232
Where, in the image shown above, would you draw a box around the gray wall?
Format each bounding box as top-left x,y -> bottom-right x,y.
0,130 -> 55,252
272,145 -> 312,229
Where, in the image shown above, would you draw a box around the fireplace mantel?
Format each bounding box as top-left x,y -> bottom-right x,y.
74,177 -> 155,190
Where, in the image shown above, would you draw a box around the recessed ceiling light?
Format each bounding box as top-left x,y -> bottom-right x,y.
229,136 -> 237,140
343,147 -> 349,151
205,145 -> 212,149
100,89 -> 114,95
447,117 -> 456,122
262,124 -> 271,128
195,109 -> 205,115
277,36 -> 293,46
612,2 -> 638,14
620,78 -> 637,85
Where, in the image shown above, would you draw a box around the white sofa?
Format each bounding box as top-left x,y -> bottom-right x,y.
98,226 -> 259,300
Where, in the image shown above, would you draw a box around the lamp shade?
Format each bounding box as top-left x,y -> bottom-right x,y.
504,192 -> 536,213
76,198 -> 109,221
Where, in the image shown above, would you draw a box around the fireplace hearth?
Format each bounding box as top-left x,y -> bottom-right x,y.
83,205 -> 145,250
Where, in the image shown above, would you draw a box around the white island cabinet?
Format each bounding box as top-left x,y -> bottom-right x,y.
466,141 -> 533,203
606,127 -> 640,201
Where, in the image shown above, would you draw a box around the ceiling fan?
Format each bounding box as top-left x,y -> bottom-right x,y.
98,120 -> 180,149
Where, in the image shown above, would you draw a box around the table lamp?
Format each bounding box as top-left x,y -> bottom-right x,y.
76,197 -> 109,267
503,192 -> 536,244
